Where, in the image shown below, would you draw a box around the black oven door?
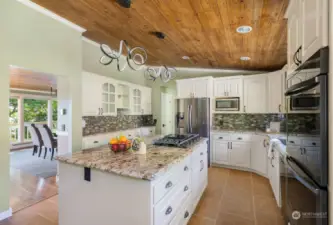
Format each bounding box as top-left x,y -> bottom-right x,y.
286,156 -> 327,225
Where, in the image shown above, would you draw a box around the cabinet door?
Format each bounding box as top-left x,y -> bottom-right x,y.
229,141 -> 250,168
132,88 -> 142,115
177,80 -> 193,98
301,0 -> 327,62
213,140 -> 229,165
82,72 -> 103,116
141,87 -> 152,115
243,75 -> 267,113
193,79 -> 209,98
287,0 -> 301,71
251,136 -> 268,176
101,81 -> 116,116
227,78 -> 242,97
214,79 -> 228,97
267,72 -> 283,113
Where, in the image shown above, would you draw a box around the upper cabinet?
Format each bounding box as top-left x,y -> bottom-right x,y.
82,71 -> 152,116
176,77 -> 213,98
243,74 -> 267,113
82,72 -> 117,116
286,0 -> 328,72
214,76 -> 243,97
267,71 -> 284,113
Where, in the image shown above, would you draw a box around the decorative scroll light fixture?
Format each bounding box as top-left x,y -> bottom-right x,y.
100,40 -> 148,72
144,66 -> 177,83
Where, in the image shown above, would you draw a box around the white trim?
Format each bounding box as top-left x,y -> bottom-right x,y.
82,37 -> 100,48
0,208 -> 12,221
15,0 -> 86,33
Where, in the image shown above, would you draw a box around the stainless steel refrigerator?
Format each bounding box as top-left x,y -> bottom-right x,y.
175,98 -> 210,163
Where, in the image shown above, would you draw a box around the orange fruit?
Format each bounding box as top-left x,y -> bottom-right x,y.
119,136 -> 127,143
110,138 -> 118,145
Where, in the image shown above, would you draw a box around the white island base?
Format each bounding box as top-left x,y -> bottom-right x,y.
58,140 -> 208,225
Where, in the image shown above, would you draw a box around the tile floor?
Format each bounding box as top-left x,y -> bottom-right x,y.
189,167 -> 285,225
0,167 -> 284,225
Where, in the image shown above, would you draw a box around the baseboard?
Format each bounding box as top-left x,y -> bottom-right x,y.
0,208 -> 12,221
211,163 -> 268,178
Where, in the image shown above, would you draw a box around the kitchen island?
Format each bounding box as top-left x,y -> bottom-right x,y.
56,138 -> 208,225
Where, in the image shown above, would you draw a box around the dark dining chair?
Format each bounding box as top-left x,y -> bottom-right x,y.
28,124 -> 43,156
37,124 -> 57,160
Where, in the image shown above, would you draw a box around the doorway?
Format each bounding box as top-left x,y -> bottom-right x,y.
9,66 -> 59,213
161,93 -> 174,135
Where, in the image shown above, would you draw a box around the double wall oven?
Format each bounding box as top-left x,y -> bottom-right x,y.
283,47 -> 328,225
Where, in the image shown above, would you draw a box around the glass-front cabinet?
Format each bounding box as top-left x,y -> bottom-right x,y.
132,88 -> 142,114
101,82 -> 116,116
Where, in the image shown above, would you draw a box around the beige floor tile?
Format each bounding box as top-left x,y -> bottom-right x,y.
219,195 -> 255,220
216,212 -> 255,225
188,215 -> 216,225
194,195 -> 222,220
253,195 -> 280,216
253,181 -> 274,197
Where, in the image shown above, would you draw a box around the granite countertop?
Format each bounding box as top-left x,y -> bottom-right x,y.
56,139 -> 205,181
211,129 -> 287,138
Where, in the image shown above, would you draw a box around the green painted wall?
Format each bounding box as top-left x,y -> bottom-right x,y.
0,0 -> 83,213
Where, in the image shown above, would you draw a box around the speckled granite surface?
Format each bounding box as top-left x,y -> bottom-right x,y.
56,139 -> 206,181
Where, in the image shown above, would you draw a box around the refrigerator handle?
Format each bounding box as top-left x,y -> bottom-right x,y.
189,105 -> 193,133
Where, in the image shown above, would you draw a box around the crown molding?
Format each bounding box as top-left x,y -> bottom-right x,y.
82,37 -> 100,48
15,0 -> 86,33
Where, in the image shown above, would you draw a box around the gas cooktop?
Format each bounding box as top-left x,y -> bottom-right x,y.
153,134 -> 200,148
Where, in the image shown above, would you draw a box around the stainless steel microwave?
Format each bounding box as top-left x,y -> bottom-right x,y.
215,97 -> 240,111
289,94 -> 320,111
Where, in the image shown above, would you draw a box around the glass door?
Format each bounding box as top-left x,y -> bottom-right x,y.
132,88 -> 141,114
102,82 -> 116,116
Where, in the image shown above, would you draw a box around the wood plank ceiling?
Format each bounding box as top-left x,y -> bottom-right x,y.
32,0 -> 289,70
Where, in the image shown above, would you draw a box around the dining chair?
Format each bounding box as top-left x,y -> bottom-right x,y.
37,124 -> 57,160
28,124 -> 43,156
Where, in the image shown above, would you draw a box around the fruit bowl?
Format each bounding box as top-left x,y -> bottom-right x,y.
108,135 -> 132,153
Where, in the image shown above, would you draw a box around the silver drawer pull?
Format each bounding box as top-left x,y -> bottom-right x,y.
289,140 -> 295,144
218,137 -> 223,139
184,185 -> 189,192
237,137 -> 242,140
184,166 -> 189,171
200,160 -> 204,171
184,211 -> 189,219
93,141 -> 98,144
312,142 -> 316,146
165,206 -> 172,215
200,152 -> 203,156
165,181 -> 173,189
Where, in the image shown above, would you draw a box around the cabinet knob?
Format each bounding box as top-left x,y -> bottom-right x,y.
184,185 -> 189,192
312,142 -> 316,146
184,211 -> 189,219
200,152 -> 203,156
165,206 -> 173,215
289,141 -> 295,144
165,181 -> 173,189
184,166 -> 189,171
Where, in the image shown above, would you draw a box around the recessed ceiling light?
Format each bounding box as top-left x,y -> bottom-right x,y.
182,56 -> 190,60
236,26 -> 252,34
240,56 -> 251,61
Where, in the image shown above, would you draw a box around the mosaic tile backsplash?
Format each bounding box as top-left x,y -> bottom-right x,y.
83,115 -> 154,136
213,113 -> 319,134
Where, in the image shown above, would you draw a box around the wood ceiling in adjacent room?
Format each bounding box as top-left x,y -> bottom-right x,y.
32,0 -> 289,70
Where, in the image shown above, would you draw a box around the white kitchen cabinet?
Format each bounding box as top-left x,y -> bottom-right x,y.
141,87 -> 152,115
251,135 -> 269,176
213,140 -> 229,165
176,77 -> 213,98
131,87 -> 142,115
243,74 -> 267,113
267,71 -> 284,113
82,72 -> 117,116
229,141 -> 251,168
213,76 -> 243,97
300,0 -> 328,63
268,149 -> 280,207
286,0 -> 302,71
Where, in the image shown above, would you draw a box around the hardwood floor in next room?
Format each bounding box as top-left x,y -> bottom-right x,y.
0,167 -> 283,225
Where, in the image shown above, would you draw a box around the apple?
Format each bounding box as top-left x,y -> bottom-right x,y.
111,144 -> 119,152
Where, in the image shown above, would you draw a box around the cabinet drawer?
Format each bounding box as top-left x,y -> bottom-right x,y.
230,134 -> 252,142
302,139 -> 320,147
212,134 -> 230,141
287,137 -> 301,146
153,156 -> 191,204
192,141 -> 208,162
154,176 -> 191,225
169,194 -> 192,225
